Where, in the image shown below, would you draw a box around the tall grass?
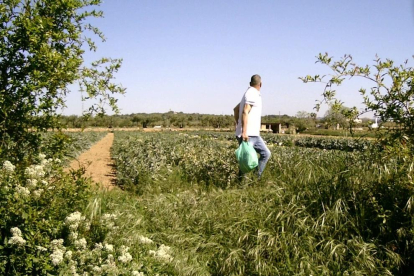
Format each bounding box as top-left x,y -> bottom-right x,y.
106,131 -> 414,275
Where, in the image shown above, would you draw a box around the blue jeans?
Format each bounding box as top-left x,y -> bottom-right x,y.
236,136 -> 271,178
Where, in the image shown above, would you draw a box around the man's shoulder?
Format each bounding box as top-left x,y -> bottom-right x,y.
245,86 -> 258,93
245,87 -> 260,99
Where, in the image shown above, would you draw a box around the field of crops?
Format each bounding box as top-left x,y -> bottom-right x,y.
2,130 -> 414,275
108,131 -> 414,275
42,131 -> 108,162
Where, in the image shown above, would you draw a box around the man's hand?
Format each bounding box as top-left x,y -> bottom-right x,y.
242,132 -> 249,141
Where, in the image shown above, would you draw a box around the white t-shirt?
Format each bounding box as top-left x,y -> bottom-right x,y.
235,87 -> 262,137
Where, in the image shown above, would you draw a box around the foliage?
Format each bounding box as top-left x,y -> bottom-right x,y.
180,131 -> 373,152
294,136 -> 371,151
323,105 -> 350,129
300,53 -> 414,149
301,128 -> 378,138
109,131 -> 414,275
0,152 -> 176,275
40,131 -> 107,164
0,0 -> 125,163
60,112 -> 237,129
293,110 -> 315,132
112,132 -> 238,193
0,156 -> 91,275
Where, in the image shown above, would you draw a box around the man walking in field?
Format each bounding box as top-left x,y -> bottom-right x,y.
234,74 -> 271,180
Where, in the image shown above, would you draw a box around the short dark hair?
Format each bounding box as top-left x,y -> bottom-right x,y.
250,74 -> 261,86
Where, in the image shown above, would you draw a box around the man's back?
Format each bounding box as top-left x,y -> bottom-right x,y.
235,86 -> 262,137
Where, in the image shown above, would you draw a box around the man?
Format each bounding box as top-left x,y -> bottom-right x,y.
233,74 -> 271,179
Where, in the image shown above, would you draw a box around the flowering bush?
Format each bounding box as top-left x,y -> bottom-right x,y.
0,157 -> 91,275
0,156 -> 177,275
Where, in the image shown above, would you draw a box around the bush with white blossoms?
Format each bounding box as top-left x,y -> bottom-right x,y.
54,210 -> 177,275
50,211 -> 141,275
1,156 -> 176,275
0,156 -> 92,275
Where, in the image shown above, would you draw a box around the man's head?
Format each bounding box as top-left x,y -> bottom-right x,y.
250,74 -> 262,90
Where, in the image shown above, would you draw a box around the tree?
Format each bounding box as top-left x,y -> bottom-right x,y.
294,111 -> 314,132
0,0 -> 125,162
300,53 -> 414,148
322,105 -> 350,129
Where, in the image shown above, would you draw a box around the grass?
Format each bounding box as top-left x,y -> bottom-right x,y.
97,132 -> 414,275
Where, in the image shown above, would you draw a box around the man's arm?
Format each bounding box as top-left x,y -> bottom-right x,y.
242,104 -> 252,141
233,104 -> 240,126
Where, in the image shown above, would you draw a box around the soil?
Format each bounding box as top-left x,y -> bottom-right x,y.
67,133 -> 116,190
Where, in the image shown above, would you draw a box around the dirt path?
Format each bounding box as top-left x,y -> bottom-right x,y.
68,133 -> 116,190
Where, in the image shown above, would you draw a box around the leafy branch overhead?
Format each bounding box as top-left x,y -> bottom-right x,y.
80,57 -> 126,115
0,0 -> 125,162
300,53 -> 414,147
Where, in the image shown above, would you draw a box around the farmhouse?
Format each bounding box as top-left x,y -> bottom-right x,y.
261,122 -> 290,133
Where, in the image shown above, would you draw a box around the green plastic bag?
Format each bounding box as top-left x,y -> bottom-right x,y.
235,141 -> 258,173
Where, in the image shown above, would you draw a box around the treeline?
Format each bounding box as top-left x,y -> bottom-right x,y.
61,111 -> 234,129
59,110 -> 377,131
60,112 -> 300,129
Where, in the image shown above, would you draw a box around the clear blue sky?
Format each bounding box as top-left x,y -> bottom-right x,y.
62,0 -> 414,117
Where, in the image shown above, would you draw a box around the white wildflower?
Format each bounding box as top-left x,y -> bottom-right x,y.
9,235 -> 26,246
65,250 -> 73,260
117,245 -> 132,263
41,180 -> 48,186
25,167 -> 34,177
15,185 -> 30,197
27,179 -> 38,188
39,153 -> 46,161
51,239 -> 64,248
37,246 -> 47,251
11,227 -> 22,236
94,243 -> 103,250
65,211 -> 85,231
132,271 -> 145,276
3,161 -> 15,173
70,264 -> 78,275
69,231 -> 78,241
102,213 -> 117,220
25,165 -> 45,178
84,222 -> 90,231
104,243 -> 114,252
74,238 -> 87,250
50,248 -> 65,266
8,227 -> 26,247
54,158 -> 61,164
118,252 -> 132,263
92,266 -> 102,273
119,245 -> 129,253
33,189 -> 44,197
138,235 -> 153,244
150,244 -> 172,262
